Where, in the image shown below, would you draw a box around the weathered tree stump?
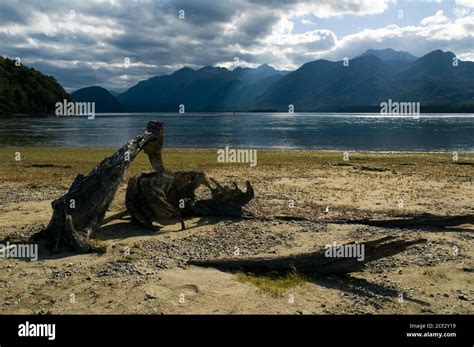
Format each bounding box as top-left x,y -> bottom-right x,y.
125,172 -> 254,230
125,127 -> 254,230
36,121 -> 164,253
125,170 -> 186,230
184,178 -> 254,218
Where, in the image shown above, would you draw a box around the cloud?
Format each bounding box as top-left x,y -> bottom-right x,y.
301,19 -> 316,25
420,10 -> 449,26
321,13 -> 474,61
0,0 -> 472,92
455,0 -> 474,8
452,7 -> 471,18
250,0 -> 390,18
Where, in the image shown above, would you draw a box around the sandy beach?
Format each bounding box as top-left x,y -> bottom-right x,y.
0,147 -> 472,314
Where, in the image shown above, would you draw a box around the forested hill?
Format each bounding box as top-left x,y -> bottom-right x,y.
0,57 -> 72,115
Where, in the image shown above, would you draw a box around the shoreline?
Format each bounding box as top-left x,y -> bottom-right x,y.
3,111 -> 474,116
1,146 -> 473,154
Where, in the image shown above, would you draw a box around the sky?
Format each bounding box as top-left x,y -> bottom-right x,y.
1,0 -> 473,92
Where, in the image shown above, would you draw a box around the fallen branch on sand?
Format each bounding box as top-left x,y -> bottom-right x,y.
332,214 -> 474,229
188,236 -> 427,275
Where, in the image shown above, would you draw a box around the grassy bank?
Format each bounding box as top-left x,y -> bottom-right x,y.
0,147 -> 473,188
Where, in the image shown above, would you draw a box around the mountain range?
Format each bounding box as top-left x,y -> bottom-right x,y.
114,48 -> 474,113
116,63 -> 288,112
253,49 -> 474,112
2,48 -> 473,115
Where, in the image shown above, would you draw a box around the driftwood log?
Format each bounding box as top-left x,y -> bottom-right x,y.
125,174 -> 254,230
36,121 -> 164,253
333,214 -> 474,229
188,236 -> 427,275
37,120 -> 255,252
125,130 -> 254,230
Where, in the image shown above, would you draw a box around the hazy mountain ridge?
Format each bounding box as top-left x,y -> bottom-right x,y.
253,50 -> 474,112
117,64 -> 288,112
359,48 -> 417,62
72,86 -> 122,113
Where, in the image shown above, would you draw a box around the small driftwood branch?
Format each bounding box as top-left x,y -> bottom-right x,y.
333,214 -> 474,229
188,236 -> 427,276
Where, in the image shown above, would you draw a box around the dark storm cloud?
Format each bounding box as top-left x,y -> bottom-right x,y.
234,12 -> 281,41
0,1 -> 30,25
162,0 -> 236,25
1,0 -> 307,91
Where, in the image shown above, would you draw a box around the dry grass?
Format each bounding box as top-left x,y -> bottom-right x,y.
236,272 -> 308,297
1,147 -> 473,188
0,147 -> 472,217
423,268 -> 449,280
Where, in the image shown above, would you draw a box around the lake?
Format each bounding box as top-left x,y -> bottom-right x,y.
0,113 -> 473,151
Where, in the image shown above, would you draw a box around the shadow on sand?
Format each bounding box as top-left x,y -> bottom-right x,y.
310,274 -> 430,307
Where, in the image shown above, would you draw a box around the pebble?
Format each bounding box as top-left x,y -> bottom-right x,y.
145,294 -> 157,301
137,222 -> 295,269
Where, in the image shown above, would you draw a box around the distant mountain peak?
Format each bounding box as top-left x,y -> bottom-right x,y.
359,48 -> 417,62
72,86 -> 122,113
199,66 -> 226,72
419,49 -> 456,60
73,85 -> 107,93
256,63 -> 275,71
174,66 -> 194,74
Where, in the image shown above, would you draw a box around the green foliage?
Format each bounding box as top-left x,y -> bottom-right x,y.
0,57 -> 73,115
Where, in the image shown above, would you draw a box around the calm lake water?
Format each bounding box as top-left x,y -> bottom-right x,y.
1,113 -> 473,151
